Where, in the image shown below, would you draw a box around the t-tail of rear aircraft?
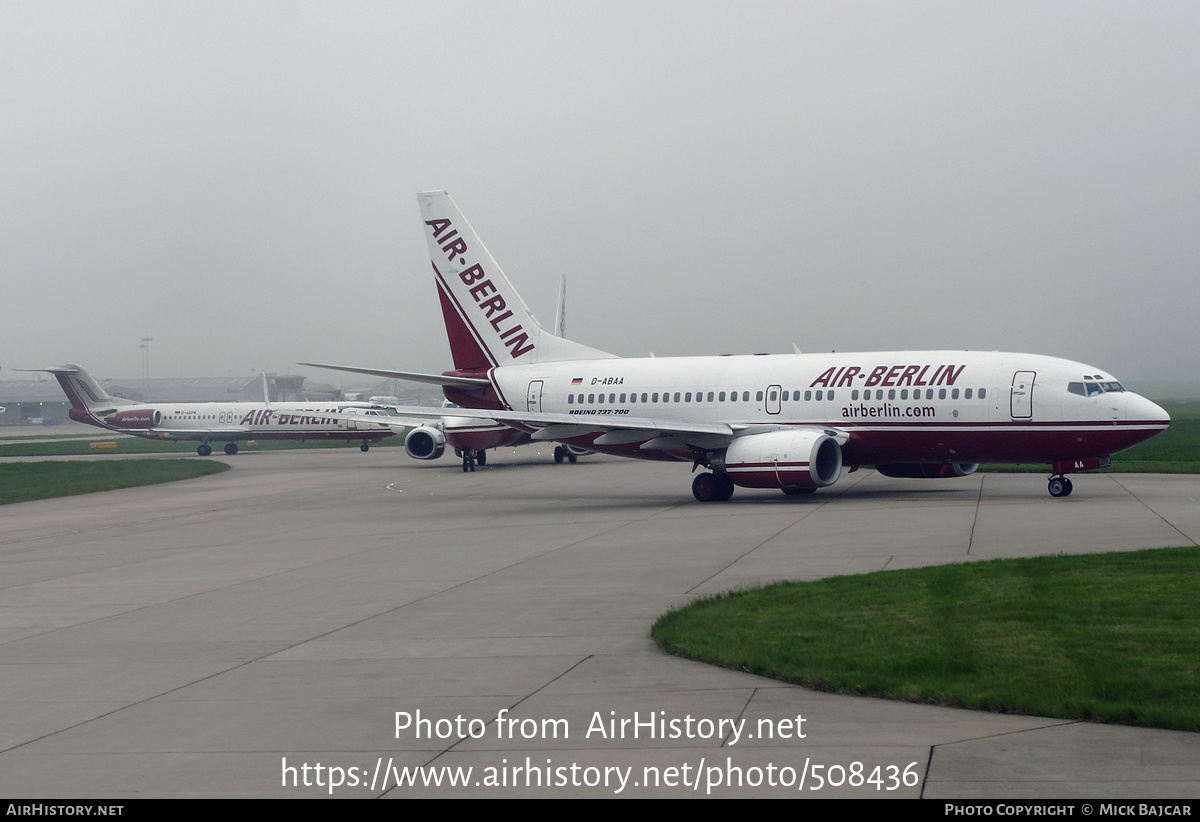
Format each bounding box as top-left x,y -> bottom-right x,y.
31,364 -> 135,427
418,190 -> 615,372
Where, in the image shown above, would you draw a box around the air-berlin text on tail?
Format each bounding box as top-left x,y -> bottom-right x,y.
809,364 -> 966,389
427,217 -> 534,360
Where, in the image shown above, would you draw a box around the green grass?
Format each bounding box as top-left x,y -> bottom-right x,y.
654,547 -> 1200,732
0,431 -> 410,458
0,460 -> 231,505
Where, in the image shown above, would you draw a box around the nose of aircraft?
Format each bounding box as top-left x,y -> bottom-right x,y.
1128,393 -> 1171,425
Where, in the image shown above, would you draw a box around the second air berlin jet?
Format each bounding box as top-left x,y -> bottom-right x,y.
304,191 -> 1170,501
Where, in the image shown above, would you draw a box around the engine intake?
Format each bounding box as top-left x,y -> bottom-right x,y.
405,426 -> 446,460
718,429 -> 843,489
874,462 -> 979,479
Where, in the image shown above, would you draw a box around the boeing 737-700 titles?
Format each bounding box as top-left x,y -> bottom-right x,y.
30,365 -> 394,455
304,191 -> 1170,501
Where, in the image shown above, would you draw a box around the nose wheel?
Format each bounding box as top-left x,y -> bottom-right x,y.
1048,476 -> 1074,497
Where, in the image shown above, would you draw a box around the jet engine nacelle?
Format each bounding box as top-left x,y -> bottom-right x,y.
405,426 -> 446,460
717,429 -> 843,489
105,409 -> 161,429
874,462 -> 979,479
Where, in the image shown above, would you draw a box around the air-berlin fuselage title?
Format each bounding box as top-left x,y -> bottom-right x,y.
808,364 -> 966,389
427,217 -> 535,360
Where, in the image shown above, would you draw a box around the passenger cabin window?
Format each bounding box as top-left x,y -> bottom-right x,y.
742,391 -> 750,402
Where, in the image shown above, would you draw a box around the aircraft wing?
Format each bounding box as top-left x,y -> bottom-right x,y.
317,405 -> 847,452
297,362 -> 491,389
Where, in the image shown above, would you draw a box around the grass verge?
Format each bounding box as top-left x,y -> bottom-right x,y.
654,547 -> 1200,732
0,433 -> 409,458
0,460 -> 231,505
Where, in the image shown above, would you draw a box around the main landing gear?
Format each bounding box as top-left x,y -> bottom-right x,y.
361,443 -> 370,452
553,445 -> 577,464
224,442 -> 238,456
197,443 -> 212,456
692,472 -> 735,502
1048,475 -> 1074,498
462,450 -> 476,472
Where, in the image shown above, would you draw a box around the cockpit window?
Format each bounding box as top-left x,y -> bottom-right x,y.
1068,382 -> 1086,397
1101,381 -> 1125,392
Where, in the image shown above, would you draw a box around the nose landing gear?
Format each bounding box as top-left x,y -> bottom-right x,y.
1048,475 -> 1074,497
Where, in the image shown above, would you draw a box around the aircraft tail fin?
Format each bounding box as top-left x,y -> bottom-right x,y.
417,191 -> 615,371
21,365 -> 135,421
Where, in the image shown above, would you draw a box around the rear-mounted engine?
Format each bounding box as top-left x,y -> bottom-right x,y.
105,409 -> 161,429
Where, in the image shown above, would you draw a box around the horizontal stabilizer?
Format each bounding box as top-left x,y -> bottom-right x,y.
297,362 -> 491,389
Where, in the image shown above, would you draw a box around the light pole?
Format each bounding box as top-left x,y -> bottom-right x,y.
139,337 -> 152,397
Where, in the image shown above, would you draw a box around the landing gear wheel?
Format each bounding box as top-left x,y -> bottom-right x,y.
554,446 -> 565,464
224,442 -> 238,456
782,486 -> 817,496
197,444 -> 212,457
462,454 -> 475,472
361,443 -> 370,452
1048,476 -> 1073,497
567,449 -> 577,464
693,472 -> 732,502
476,450 -> 486,465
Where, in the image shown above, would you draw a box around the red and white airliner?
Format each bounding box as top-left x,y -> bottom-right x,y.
304,191 -> 1170,501
398,275 -> 588,471
32,365 -> 395,455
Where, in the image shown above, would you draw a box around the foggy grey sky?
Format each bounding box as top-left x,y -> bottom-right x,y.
3,1 -> 1197,391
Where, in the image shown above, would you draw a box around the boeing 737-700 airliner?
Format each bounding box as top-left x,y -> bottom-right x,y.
304,191 -> 1170,501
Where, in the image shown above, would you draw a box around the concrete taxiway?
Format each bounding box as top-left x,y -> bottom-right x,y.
0,450 -> 1197,798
